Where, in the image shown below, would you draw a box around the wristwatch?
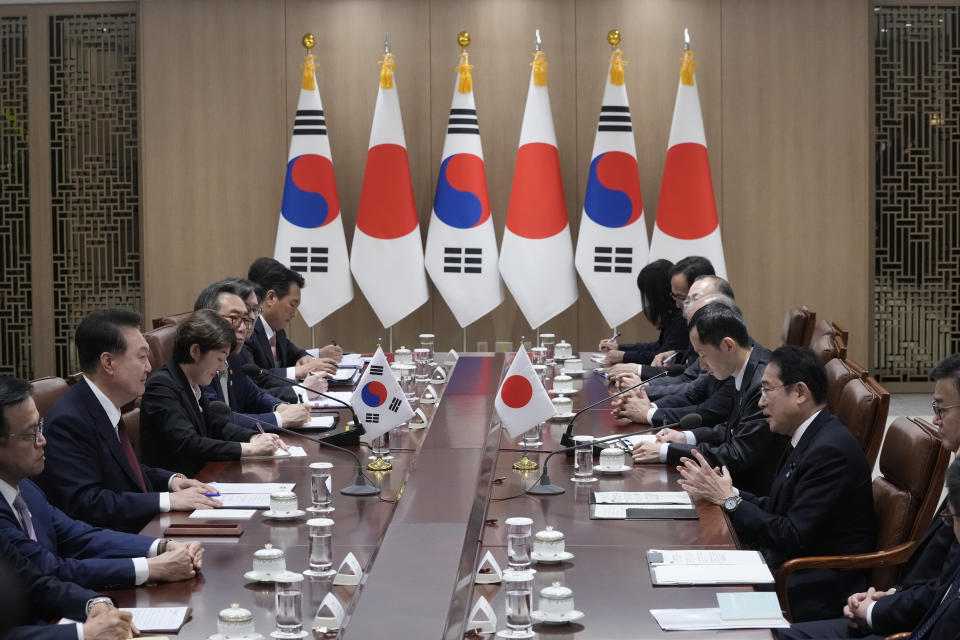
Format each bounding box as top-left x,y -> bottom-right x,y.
722,495 -> 742,513
85,596 -> 114,616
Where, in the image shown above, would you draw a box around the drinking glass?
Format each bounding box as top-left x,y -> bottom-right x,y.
501,570 -> 534,638
530,347 -> 547,367
418,333 -> 435,364
504,516 -> 533,572
274,573 -> 304,637
572,435 -> 597,483
303,518 -> 336,578
307,462 -> 333,514
413,348 -> 431,381
539,333 -> 556,364
520,422 -> 542,448
369,433 -> 392,460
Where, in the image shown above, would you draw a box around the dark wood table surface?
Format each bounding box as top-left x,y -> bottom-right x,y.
108,354 -> 775,639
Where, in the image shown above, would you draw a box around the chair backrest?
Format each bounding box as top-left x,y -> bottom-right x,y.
781,306 -> 816,347
870,416 -> 949,587
143,323 -> 179,371
835,375 -> 888,468
30,376 -> 70,418
151,310 -> 192,330
825,358 -> 867,414
808,319 -> 847,363
121,406 -> 141,458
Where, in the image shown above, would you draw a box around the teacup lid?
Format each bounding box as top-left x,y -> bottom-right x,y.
556,340 -> 571,347
540,582 -> 573,600
418,333 -> 435,339
504,516 -> 533,526
539,333 -> 555,339
551,395 -> 571,405
254,543 -> 284,560
306,518 -> 335,527
270,490 -> 297,500
395,346 -> 411,355
413,348 -> 430,354
535,525 -> 564,542
600,447 -> 624,455
553,374 -> 572,382
219,603 -> 254,623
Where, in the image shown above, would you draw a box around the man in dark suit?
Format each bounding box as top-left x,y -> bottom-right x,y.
779,353 -> 960,638
628,302 -> 789,496
679,346 -> 876,622
36,308 -> 220,533
194,279 -> 310,431
0,535 -> 133,640
244,258 -> 339,402
0,376 -> 203,590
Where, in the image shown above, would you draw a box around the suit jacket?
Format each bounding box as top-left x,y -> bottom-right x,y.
664,345 -> 789,495
241,319 -> 308,402
140,359 -> 251,476
729,409 -> 876,621
644,355 -> 702,401
0,534 -> 98,637
620,310 -> 690,365
650,374 -> 736,427
911,558 -> 960,640
0,480 -> 153,590
35,379 -> 174,534
201,352 -> 281,431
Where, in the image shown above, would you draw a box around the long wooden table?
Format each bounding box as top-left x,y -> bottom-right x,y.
110,354 -> 774,638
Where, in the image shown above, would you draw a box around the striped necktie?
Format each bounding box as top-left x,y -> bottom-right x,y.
12,494 -> 37,541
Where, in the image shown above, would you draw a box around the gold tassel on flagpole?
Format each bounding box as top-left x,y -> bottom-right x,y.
531,51 -> 548,86
680,49 -> 696,86
609,49 -> 626,86
301,34 -> 317,91
379,52 -> 396,89
457,51 -> 473,93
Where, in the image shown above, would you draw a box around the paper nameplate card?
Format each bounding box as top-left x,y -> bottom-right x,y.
446,349 -> 459,363
475,550 -> 503,584
421,384 -> 439,404
408,408 -> 428,430
314,592 -> 345,629
333,552 -> 362,585
467,595 -> 497,634
431,366 -> 447,382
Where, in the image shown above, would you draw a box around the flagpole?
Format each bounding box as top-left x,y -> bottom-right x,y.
388,326 -> 393,353
462,327 -> 467,353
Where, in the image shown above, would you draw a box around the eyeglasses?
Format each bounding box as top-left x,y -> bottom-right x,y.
760,383 -> 792,398
932,401 -> 960,420
0,418 -> 43,444
941,509 -> 959,527
670,292 -> 688,304
246,304 -> 261,318
223,313 -> 255,329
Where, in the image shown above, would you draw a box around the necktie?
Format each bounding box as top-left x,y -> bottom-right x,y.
13,494 -> 37,541
117,417 -> 147,492
913,566 -> 960,639
219,369 -> 230,404
269,334 -> 278,366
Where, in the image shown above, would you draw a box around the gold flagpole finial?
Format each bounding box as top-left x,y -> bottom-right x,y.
456,33 -> 474,93
680,28 -> 696,86
457,31 -> 471,49
301,33 -> 315,52
300,34 -> 318,91
607,29 -> 621,48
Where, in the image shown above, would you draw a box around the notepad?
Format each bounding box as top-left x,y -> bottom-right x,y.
208,482 -> 295,493
302,415 -> 336,430
650,563 -> 774,585
717,592 -> 784,620
591,491 -> 692,505
189,509 -> 256,520
309,391 -> 353,408
60,608 -> 191,634
649,607 -> 789,631
216,493 -> 271,508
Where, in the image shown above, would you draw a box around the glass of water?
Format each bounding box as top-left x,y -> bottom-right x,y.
539,333 -> 556,364
504,516 -> 533,573
413,348 -> 431,381
307,462 -> 334,514
520,422 -> 542,448
418,333 -> 435,363
501,570 -> 535,638
530,346 -> 547,367
303,518 -> 336,578
274,572 -> 304,637
572,435 -> 597,483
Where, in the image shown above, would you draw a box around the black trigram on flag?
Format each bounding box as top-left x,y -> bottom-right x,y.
447,108 -> 479,135
365,413 -> 380,424
598,105 -> 632,132
594,247 -> 633,273
292,109 -> 326,136
290,247 -> 328,273
388,398 -> 401,413
368,365 -> 384,376
444,247 -> 482,274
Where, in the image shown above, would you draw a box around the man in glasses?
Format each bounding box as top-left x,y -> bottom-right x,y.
779,354 -> 960,638
37,308 -> 219,533
194,279 -> 310,431
679,346 -> 876,622
0,376 -> 202,590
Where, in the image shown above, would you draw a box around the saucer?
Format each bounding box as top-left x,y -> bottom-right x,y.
594,464 -> 632,474
243,569 -> 301,583
269,631 -> 308,639
208,634 -> 264,640
530,550 -> 574,564
562,369 -> 584,377
531,609 -> 585,625
547,388 -> 578,395
262,509 -> 306,520
551,412 -> 576,421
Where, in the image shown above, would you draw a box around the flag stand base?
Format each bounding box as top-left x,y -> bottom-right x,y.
512,454 -> 539,471
367,456 -> 392,472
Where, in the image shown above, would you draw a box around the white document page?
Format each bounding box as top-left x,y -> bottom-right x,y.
216,493 -> 271,508
126,608 -> 191,633
593,491 -> 692,505
307,415 -> 336,429
189,509 -> 256,520
648,549 -> 766,565
208,483 -> 296,494
619,434 -> 657,447
650,608 -> 789,630
309,391 -> 353,408
652,564 -> 774,585
330,367 -> 359,382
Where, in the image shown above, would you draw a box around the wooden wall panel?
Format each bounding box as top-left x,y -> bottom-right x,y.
138,0 -> 872,362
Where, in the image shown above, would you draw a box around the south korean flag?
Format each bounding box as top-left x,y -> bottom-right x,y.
350,347 -> 414,440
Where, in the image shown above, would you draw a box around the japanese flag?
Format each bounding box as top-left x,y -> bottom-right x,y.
494,345 -> 555,438
350,347 -> 414,440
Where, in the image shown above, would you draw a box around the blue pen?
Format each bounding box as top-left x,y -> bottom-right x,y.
203,493 -> 221,497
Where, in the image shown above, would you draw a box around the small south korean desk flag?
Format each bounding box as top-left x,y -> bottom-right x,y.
350,347 -> 414,440
274,47 -> 353,326
494,345 -> 555,439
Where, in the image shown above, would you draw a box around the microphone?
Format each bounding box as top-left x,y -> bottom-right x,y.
240,363 -> 364,446
207,401 -> 379,497
560,368 -> 680,448
529,413 -> 702,496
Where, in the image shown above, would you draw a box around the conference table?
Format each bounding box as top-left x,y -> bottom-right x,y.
111,353 -> 775,639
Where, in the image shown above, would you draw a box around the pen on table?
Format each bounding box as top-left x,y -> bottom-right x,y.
203,493 -> 221,497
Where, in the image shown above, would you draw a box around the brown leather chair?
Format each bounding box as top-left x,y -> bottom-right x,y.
776,416 -> 950,621
143,323 -> 179,371
834,375 -> 889,468
121,406 -> 141,458
30,376 -> 70,418
781,306 -> 817,347
825,358 -> 867,414
151,310 -> 192,329
810,331 -> 847,364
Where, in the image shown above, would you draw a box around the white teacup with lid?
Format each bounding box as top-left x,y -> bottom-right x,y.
552,374 -> 573,393
552,395 -> 573,416
269,490 -> 298,516
554,340 -> 573,360
563,357 -> 583,373
533,525 -> 565,559
216,603 -> 259,638
599,447 -> 626,471
252,543 -> 286,579
538,582 -> 574,616
394,345 -> 412,365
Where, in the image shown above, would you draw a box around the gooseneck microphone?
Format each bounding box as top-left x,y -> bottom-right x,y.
208,401 -> 380,497
530,413 -> 703,496
560,367 -> 683,448
240,363 -> 365,443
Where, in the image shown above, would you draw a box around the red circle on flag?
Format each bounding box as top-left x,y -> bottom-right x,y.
656,143 -> 719,239
356,144 -> 419,239
505,143 -> 569,239
500,375 -> 533,409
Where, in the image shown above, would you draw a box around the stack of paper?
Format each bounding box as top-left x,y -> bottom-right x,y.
646,549 -> 775,585
60,607 -> 191,633
650,592 -> 788,630
309,391 -> 354,409
207,482 -> 297,509
589,491 -> 696,520
329,367 -> 360,384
